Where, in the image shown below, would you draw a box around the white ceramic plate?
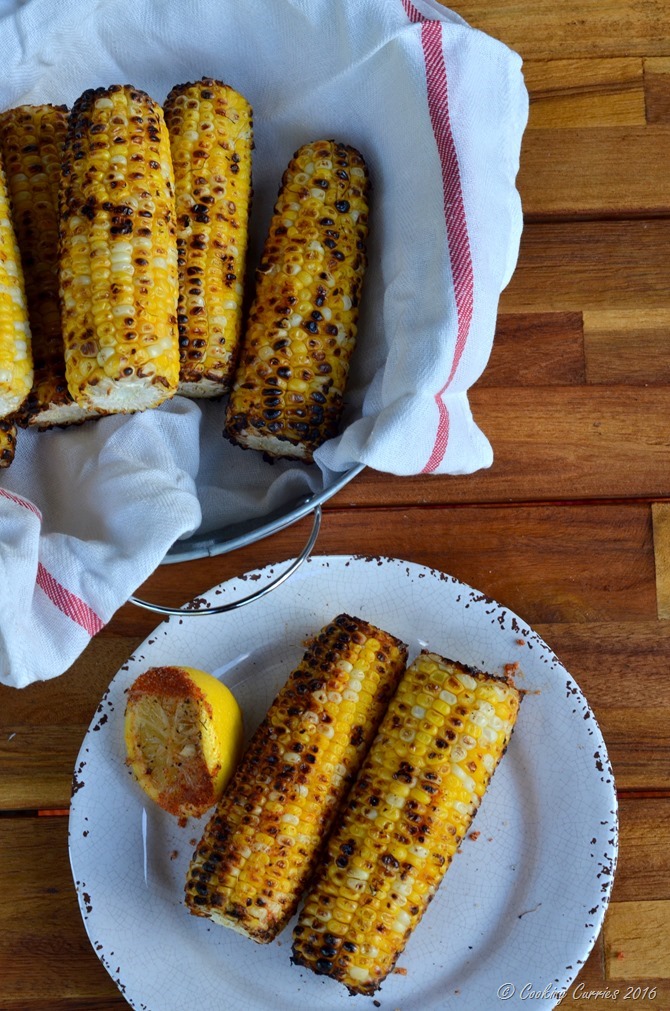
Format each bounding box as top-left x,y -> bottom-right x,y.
69,555 -> 618,1010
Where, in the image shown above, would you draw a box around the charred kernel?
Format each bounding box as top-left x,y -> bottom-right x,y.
263,409 -> 282,420
335,200 -> 350,213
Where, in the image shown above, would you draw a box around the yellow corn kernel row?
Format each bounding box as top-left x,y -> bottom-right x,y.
292,652 -> 521,995
59,84 -> 180,414
0,150 -> 32,420
225,139 -> 370,462
0,103 -> 92,428
164,77 -> 253,398
185,614 -> 407,943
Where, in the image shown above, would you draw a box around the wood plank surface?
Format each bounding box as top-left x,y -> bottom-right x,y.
0,818 -> 119,1006
519,127 -> 670,220
652,504 -> 670,620
455,2 -> 670,60
2,2 -> 670,1008
604,901 -> 670,979
613,799 -> 670,902
524,57 -> 645,128
501,221 -> 670,313
583,310 -> 670,385
644,56 -> 670,123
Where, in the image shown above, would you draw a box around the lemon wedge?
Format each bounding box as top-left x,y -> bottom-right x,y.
124,665 -> 243,821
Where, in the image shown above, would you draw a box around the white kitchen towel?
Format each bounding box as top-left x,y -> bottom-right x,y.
0,0 -> 528,686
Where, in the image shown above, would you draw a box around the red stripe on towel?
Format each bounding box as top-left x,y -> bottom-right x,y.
36,562 -> 104,636
401,1 -> 475,473
0,487 -> 42,520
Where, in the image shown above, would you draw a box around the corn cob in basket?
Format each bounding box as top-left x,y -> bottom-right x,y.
292,652 -> 521,995
0,103 -> 93,428
0,418 -> 16,468
185,614 -> 407,943
59,84 -> 179,414
225,139 -> 370,462
164,77 -> 253,398
0,148 -> 32,422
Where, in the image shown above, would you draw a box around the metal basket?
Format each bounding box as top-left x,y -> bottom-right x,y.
129,463 -> 364,616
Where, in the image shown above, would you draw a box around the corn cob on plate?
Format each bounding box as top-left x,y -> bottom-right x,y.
69,556 -> 617,1011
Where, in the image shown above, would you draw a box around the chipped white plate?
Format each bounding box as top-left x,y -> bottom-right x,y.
68,555 -> 617,1010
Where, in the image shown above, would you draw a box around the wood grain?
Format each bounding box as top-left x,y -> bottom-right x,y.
0,818 -> 118,1006
519,127 -> 670,219
644,56 -> 670,123
613,799 -> 670,902
534,622 -> 670,791
604,900 -> 670,979
454,2 -> 670,60
652,504 -> 670,620
479,312 -> 585,387
584,310 -> 670,385
501,221 -> 670,313
524,57 -> 645,127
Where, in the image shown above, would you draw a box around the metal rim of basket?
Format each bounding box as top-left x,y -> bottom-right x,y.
129,504 -> 322,616
128,462 -> 364,616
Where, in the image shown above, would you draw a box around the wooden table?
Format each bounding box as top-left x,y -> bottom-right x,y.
1,2 -> 669,1008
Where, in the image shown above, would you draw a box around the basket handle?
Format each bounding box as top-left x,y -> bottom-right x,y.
128,505 -> 322,616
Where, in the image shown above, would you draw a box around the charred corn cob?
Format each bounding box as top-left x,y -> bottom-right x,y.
164,78 -> 253,397
0,153 -> 32,419
292,652 -> 521,995
185,614 -> 407,943
59,85 -> 179,414
225,140 -> 369,462
0,417 -> 16,467
0,104 -> 92,428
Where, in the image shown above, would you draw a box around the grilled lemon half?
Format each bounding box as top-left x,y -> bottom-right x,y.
124,665 -> 243,821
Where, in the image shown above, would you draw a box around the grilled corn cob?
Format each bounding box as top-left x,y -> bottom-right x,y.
0,417 -> 16,467
59,85 -> 179,414
185,614 -> 407,942
225,140 -> 369,461
0,152 -> 32,419
164,78 -> 253,397
292,652 -> 521,995
0,104 -> 92,428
